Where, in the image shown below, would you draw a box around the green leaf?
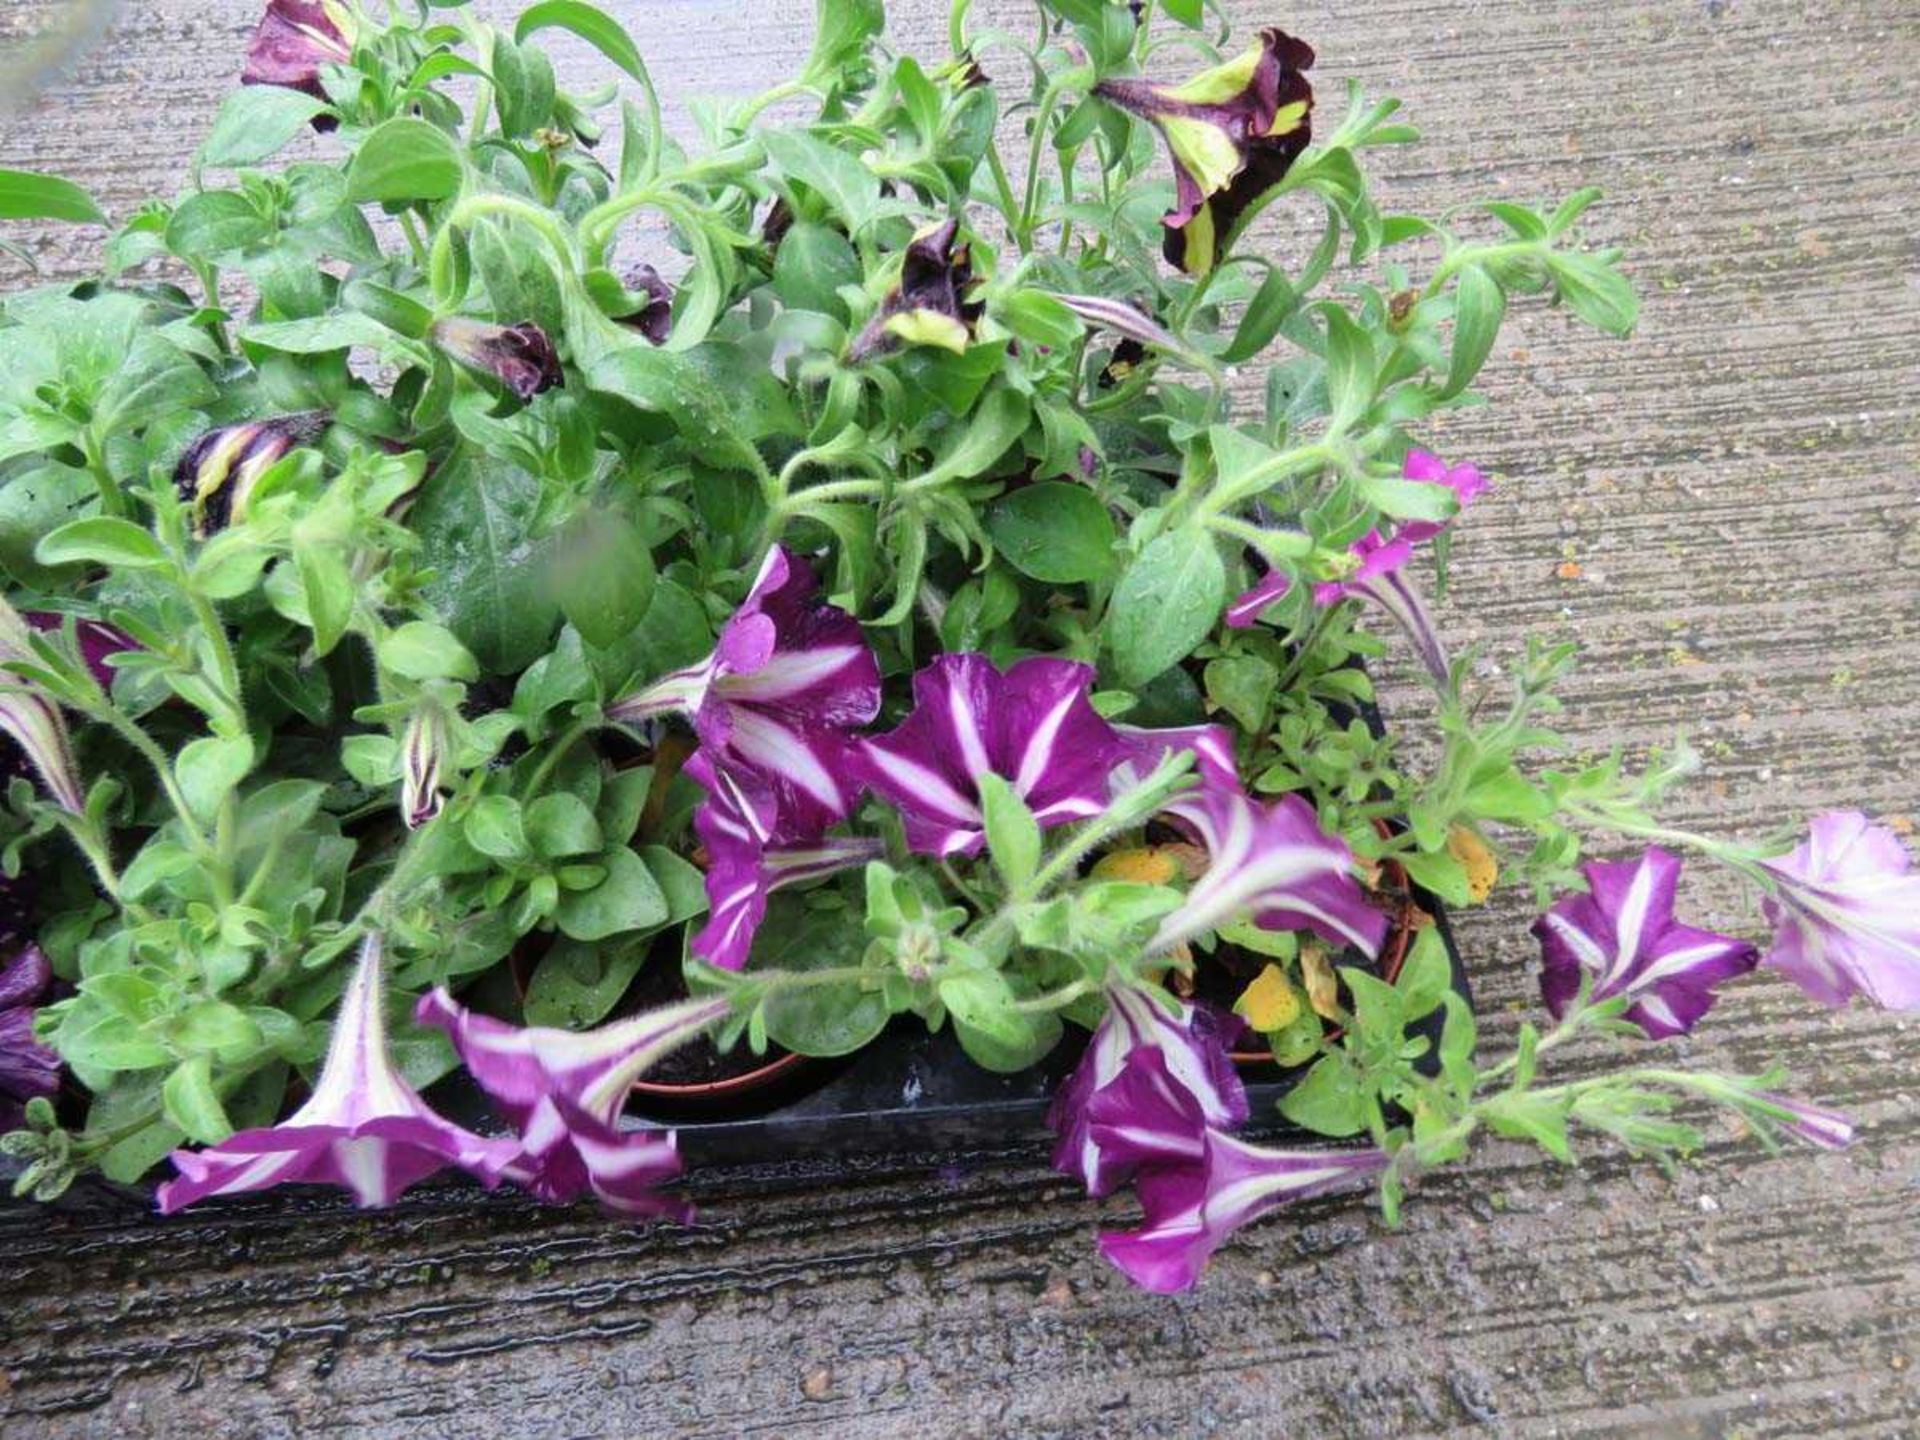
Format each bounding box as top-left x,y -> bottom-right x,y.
771,221 -> 861,320
1107,525 -> 1225,688
940,969 -> 1062,1073
1482,1089 -> 1574,1163
35,517 -> 169,570
1203,653 -> 1279,735
1394,928 -> 1453,1021
913,383 -> 1028,489
296,543 -> 355,656
1221,268 -> 1299,364
757,899 -> 888,1057
554,847 -> 668,941
379,620 -> 480,682
161,1056 -> 233,1145
99,1118 -> 184,1184
1549,251 -> 1639,337
525,792 -> 604,859
516,0 -> 652,84
0,168 -> 105,224
410,451 -> 561,674
1320,305 -> 1375,428
550,506 -> 657,650
346,117 -> 464,205
1443,263 -> 1505,398
761,130 -> 880,233
175,736 -> 255,826
463,794 -> 528,861
197,86 -> 331,169
523,936 -> 651,1028
996,289 -> 1084,351
1278,1055 -> 1370,1136
1399,847 -> 1471,907
978,774 -> 1041,894
165,191 -> 271,259
53,998 -> 169,1071
986,482 -> 1117,585
804,0 -> 885,83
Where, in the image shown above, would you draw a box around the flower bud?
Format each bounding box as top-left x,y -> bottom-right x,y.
401,706 -> 448,830
616,265 -> 674,346
0,600 -> 84,815
174,412 -> 329,537
430,318 -> 564,400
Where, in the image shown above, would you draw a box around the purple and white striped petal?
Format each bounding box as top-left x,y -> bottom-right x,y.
415,988 -> 729,1212
1152,786 -> 1387,957
687,749 -> 880,971
608,548 -> 880,830
1533,847 -> 1758,1038
1225,566 -> 1293,629
400,706 -> 447,830
1758,811 -> 1920,1011
1109,721 -> 1240,792
1754,1091 -> 1855,1151
24,613 -> 136,692
157,935 -> 518,1214
1047,986 -> 1247,1197
849,654 -> 1121,858
0,600 -> 84,814
1054,294 -> 1185,356
1099,1133 -> 1389,1293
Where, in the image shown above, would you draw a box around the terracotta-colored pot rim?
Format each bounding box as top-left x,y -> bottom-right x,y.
1226,829 -> 1420,1066
629,1045 -> 812,1098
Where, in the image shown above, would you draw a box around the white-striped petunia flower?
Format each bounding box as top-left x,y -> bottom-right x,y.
1149,784 -> 1387,959
685,748 -> 881,970
416,988 -> 732,1215
157,934 -> 519,1213
1532,846 -> 1757,1039
1099,1132 -> 1389,1292
847,653 -> 1122,858
608,547 -> 880,832
1758,811 -> 1920,1010
1047,985 -> 1248,1198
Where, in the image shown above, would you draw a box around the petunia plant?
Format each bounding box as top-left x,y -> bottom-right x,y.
0,0 -> 1910,1293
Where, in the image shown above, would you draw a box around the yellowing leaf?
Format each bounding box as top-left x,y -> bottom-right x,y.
1234,963 -> 1301,1032
1447,825 -> 1499,904
1300,940 -> 1340,1020
1089,846 -> 1182,886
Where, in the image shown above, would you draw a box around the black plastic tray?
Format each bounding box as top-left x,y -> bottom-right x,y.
642,891 -> 1468,1166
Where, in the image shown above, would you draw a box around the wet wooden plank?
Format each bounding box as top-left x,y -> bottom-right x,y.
1,1 -> 1917,1435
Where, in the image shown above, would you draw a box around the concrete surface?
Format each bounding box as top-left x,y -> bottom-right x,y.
0,2 -> 1916,1436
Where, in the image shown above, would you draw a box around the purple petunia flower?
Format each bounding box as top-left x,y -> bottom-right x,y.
0,599 -> 85,814
1757,811 -> 1920,1010
848,219 -> 984,361
242,0 -> 353,113
685,749 -> 881,971
1151,784 -> 1387,958
608,548 -> 881,831
416,989 -> 730,1215
1109,720 -> 1240,792
157,935 -> 518,1213
1048,986 -> 1247,1198
1094,28 -> 1316,276
847,653 -> 1120,858
430,318 -> 564,401
1099,1132 -> 1389,1292
0,945 -> 60,1133
1227,450 -> 1487,684
1533,847 -> 1758,1039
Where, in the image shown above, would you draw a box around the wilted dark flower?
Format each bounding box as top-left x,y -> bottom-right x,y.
760,197 -> 796,256
1095,28 -> 1315,275
849,219 -> 983,361
430,317 -> 564,401
616,265 -> 675,346
174,412 -> 329,537
241,0 -> 354,123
